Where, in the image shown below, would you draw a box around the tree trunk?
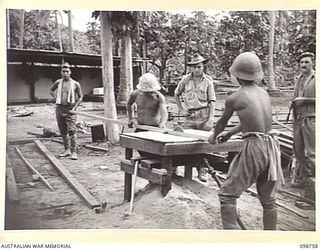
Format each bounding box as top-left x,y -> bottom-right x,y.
55,11 -> 63,52
117,30 -> 133,108
142,39 -> 147,74
7,10 -> 10,48
67,10 -> 74,52
19,9 -> 25,49
267,10 -> 276,90
100,11 -> 119,143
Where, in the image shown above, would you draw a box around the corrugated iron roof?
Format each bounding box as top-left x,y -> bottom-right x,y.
7,48 -> 149,67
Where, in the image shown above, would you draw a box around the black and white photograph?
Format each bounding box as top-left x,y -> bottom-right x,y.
2,2 -> 318,243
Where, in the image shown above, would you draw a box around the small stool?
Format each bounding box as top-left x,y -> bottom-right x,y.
91,124 -> 105,142
120,159 -> 168,201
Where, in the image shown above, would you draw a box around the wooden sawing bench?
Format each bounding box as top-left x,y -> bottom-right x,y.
120,159 -> 169,201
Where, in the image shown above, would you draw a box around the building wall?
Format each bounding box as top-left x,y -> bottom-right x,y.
7,65 -> 31,103
7,63 -> 141,104
7,65 -> 104,104
74,68 -> 102,95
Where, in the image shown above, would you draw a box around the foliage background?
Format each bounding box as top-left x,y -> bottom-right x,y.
8,9 -> 316,86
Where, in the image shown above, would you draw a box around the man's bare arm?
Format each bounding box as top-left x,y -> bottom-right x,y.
206,100 -> 215,124
208,97 -> 235,144
72,83 -> 83,110
158,94 -> 168,128
127,91 -> 137,127
50,81 -> 59,99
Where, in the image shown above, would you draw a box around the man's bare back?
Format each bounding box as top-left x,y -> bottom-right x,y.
229,84 -> 272,133
209,83 -> 272,144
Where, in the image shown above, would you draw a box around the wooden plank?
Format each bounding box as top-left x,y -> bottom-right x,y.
136,125 -> 210,141
120,133 -> 243,156
120,135 -> 166,155
272,119 -> 293,132
27,131 -> 43,137
34,140 -> 100,209
127,131 -> 199,143
120,160 -> 168,185
83,144 -> 109,152
279,190 -> 315,206
8,137 -> 52,145
73,110 -> 212,141
278,131 -> 293,141
8,134 -> 92,145
164,140 -> 243,155
277,136 -> 293,146
52,138 -> 110,152
141,159 -> 162,169
279,141 -> 293,150
15,146 -> 55,192
71,110 -> 128,126
6,155 -> 19,204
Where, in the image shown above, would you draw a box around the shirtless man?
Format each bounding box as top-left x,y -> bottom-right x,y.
50,62 -> 83,160
127,73 -> 168,157
208,52 -> 284,230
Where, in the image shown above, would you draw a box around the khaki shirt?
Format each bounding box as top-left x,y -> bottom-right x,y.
293,71 -> 315,116
174,73 -> 216,110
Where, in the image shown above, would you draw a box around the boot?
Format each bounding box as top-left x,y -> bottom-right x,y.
291,178 -> 306,188
197,167 -> 207,182
70,151 -> 78,160
263,208 -> 277,230
70,133 -> 77,159
304,177 -> 315,201
59,136 -> 70,157
59,149 -> 71,157
220,203 -> 238,230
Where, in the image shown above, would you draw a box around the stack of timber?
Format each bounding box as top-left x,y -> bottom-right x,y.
277,131 -> 293,162
6,154 -> 19,204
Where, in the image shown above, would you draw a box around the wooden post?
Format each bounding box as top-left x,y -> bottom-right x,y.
161,157 -> 173,195
184,166 -> 193,180
125,148 -> 133,160
124,172 -> 132,202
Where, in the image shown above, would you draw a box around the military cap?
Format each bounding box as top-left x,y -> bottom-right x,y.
297,52 -> 314,62
61,62 -> 71,68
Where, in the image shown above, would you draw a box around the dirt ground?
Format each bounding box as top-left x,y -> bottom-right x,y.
4,94 -> 316,231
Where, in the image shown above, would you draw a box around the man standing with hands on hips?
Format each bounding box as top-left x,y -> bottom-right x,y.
174,53 -> 216,182
50,62 -> 83,160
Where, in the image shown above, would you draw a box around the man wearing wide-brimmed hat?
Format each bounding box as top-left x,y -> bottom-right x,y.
290,52 -> 315,200
50,62 -> 83,160
208,52 -> 284,230
174,53 -> 216,182
127,73 -> 168,158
